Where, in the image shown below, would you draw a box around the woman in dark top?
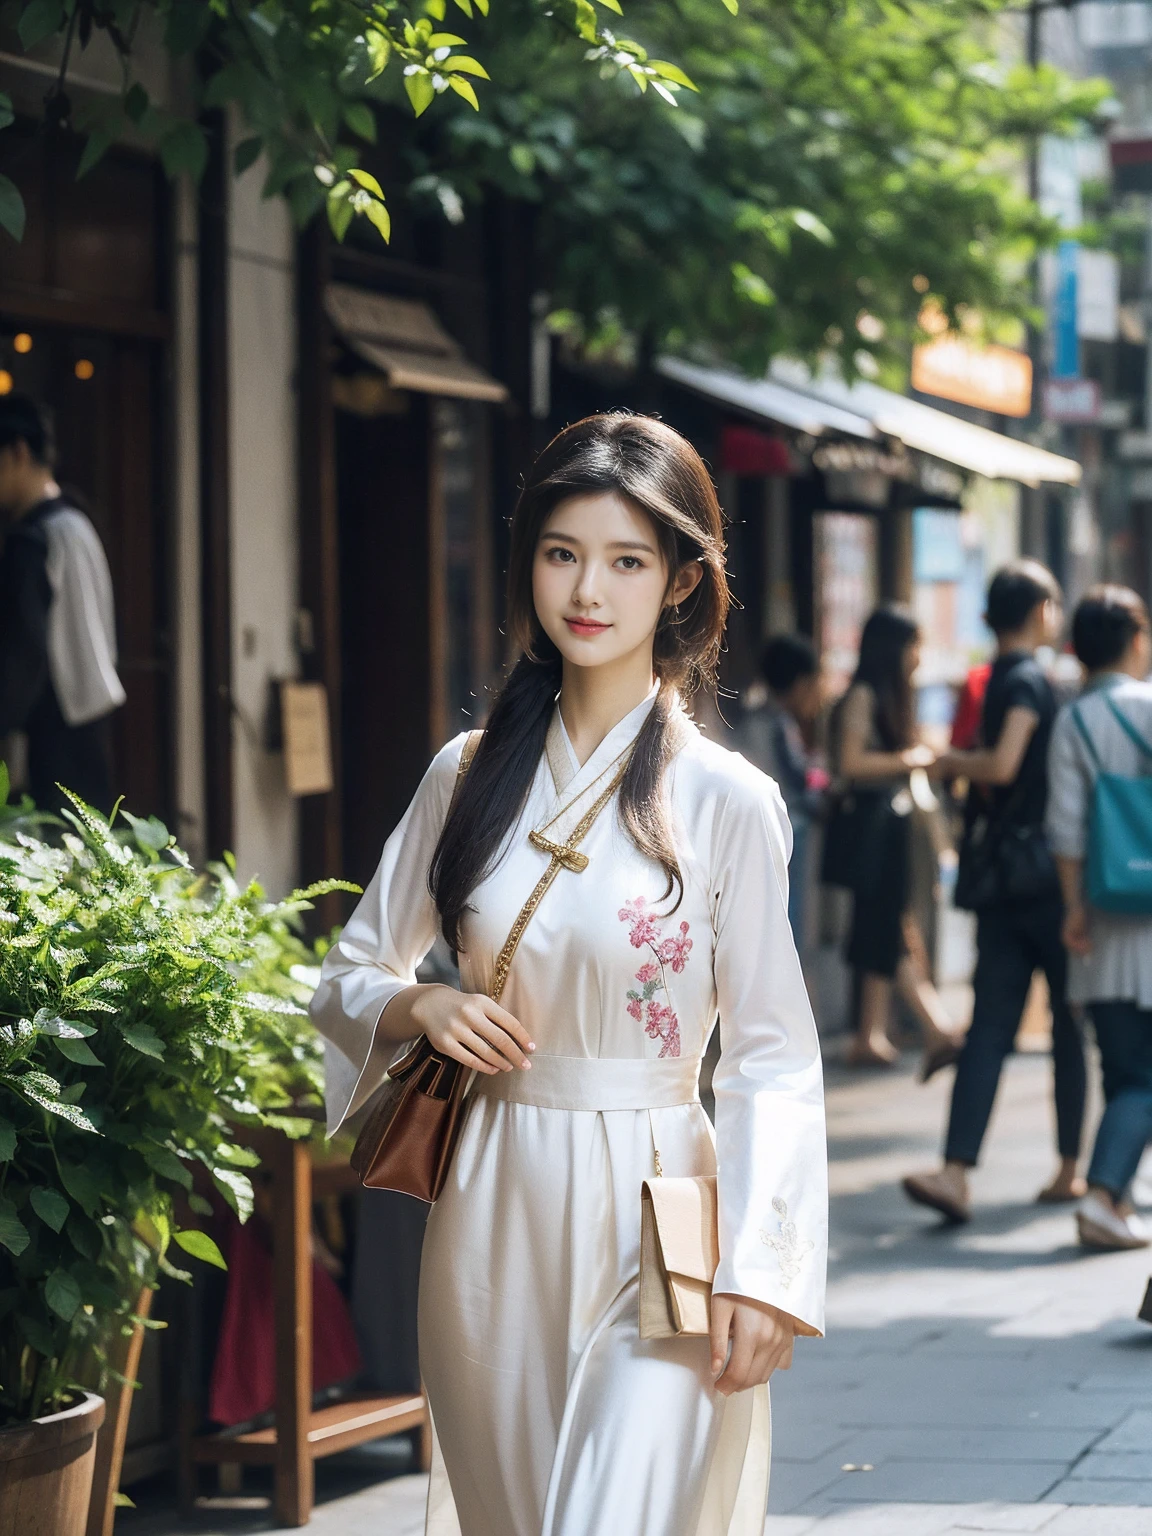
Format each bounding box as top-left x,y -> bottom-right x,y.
830,606 -> 961,1072
904,561 -> 1086,1223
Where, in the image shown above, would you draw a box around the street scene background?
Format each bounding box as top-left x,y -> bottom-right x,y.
3,0 -> 1152,1532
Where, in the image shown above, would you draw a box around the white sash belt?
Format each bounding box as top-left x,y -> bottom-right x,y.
472,1053 -> 701,1111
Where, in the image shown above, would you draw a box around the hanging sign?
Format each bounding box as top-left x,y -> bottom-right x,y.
280,681 -> 334,796
1043,377 -> 1101,424
1052,240 -> 1081,380
911,337 -> 1032,417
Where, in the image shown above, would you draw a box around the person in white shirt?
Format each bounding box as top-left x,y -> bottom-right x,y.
0,393 -> 125,814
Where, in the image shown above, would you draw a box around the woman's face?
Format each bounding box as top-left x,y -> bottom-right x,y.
901,637 -> 922,682
533,492 -> 701,675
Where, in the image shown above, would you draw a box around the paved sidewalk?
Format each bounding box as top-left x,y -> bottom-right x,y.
129,1050 -> 1152,1535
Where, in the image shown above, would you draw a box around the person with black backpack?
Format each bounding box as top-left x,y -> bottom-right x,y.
903,561 -> 1087,1224
1048,586 -> 1152,1251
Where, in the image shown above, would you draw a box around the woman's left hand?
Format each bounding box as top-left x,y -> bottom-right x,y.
709,1294 -> 796,1395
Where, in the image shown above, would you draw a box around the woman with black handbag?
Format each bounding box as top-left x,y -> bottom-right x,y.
826,606 -> 962,1072
904,560 -> 1086,1225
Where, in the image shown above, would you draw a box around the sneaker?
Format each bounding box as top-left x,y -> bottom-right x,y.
1076,1193 -> 1151,1251
902,1170 -> 970,1224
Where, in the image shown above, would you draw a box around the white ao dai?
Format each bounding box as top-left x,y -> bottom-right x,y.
311,693 -> 827,1536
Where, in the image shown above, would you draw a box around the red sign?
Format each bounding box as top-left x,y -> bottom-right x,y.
720,423 -> 793,477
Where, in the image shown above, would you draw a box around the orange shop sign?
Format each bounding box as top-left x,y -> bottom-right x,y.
911,336 -> 1032,418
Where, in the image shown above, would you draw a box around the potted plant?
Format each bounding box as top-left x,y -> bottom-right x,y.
0,768 -> 349,1535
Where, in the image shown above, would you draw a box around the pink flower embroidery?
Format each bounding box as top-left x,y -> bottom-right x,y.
619,898 -> 692,1059
657,922 -> 693,973
618,898 -> 660,949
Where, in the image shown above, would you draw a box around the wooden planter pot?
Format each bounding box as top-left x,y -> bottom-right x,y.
0,1392 -> 106,1536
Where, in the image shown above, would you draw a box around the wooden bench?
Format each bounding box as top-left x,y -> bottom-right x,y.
184,1135 -> 429,1526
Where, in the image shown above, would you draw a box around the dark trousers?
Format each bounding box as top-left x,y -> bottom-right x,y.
944,895 -> 1085,1167
1085,1001 -> 1152,1197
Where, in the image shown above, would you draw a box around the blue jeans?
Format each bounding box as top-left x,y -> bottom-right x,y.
1086,1000 -> 1152,1198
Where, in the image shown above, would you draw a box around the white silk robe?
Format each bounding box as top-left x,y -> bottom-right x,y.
311,692 -> 827,1536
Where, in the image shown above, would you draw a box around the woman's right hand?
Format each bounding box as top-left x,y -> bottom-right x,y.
407,984 -> 536,1075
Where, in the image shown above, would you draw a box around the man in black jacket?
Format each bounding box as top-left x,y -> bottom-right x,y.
0,394 -> 125,814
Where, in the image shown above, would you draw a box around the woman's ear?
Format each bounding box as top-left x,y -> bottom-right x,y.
669,559 -> 704,608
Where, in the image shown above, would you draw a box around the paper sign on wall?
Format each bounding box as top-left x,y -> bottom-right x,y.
281,681 -> 334,796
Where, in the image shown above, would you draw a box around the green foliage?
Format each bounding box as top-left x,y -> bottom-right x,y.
0,0 -> 707,246
409,0 -> 1111,374
0,781 -> 355,1425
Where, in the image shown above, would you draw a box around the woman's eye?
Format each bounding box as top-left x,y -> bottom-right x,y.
545,546 -> 575,563
616,556 -> 642,571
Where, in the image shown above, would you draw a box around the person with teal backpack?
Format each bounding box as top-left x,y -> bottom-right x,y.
1048,586 -> 1152,1252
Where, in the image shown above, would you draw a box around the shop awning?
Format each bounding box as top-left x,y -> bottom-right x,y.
656,357 -> 876,439
770,361 -> 1082,489
325,283 -> 508,403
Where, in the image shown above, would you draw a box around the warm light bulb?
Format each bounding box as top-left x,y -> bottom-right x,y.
13,333 -> 32,354
0,371 -> 12,395
74,359 -> 95,380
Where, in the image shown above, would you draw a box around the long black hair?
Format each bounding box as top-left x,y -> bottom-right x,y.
851,604 -> 919,750
430,413 -> 729,951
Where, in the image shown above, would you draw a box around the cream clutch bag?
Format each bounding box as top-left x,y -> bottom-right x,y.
639,1175 -> 719,1339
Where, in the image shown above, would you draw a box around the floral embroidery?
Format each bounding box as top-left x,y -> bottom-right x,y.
759,1197 -> 814,1288
619,898 -> 692,1058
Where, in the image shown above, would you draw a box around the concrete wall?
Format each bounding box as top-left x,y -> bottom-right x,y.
226,141 -> 300,897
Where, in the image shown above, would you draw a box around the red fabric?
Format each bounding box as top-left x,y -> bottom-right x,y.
951,663 -> 992,749
208,1215 -> 362,1427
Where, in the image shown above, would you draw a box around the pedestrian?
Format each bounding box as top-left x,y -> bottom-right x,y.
904,560 -> 1086,1224
825,605 -> 962,1073
737,633 -> 824,944
0,393 -> 125,815
1047,585 -> 1152,1251
311,414 -> 827,1536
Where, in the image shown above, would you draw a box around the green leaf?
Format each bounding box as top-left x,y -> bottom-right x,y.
35,1013 -> 96,1039
405,72 -> 436,117
77,130 -> 115,181
187,1192 -> 213,1217
135,1142 -> 193,1189
113,1494 -> 136,1509
124,83 -> 150,125
59,1161 -> 104,1216
45,1268 -> 81,1322
160,122 -> 209,183
650,61 -> 698,92
348,168 -> 385,199
16,1311 -> 55,1355
212,1166 -> 254,1222
343,104 -> 377,144
573,0 -> 598,42
54,1036 -> 102,1067
0,1197 -> 29,1256
365,200 -> 392,242
233,137 -> 263,175
427,33 -> 467,46
0,174 -> 26,243
720,0 -> 738,12
594,0 -> 623,11
0,95 -> 12,133
0,1116 -> 14,1162
119,1022 -> 165,1060
17,0 -> 65,51
448,76 -> 480,111
16,1072 -> 99,1132
30,1187 -> 69,1233
326,184 -> 355,242
441,57 -> 490,79
174,1229 -> 227,1269
366,30 -> 391,79
792,208 -> 835,246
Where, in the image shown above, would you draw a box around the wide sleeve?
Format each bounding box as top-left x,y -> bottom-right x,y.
310,734 -> 467,1134
708,767 -> 827,1338
1046,705 -> 1091,861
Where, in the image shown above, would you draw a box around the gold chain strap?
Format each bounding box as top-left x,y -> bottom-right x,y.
490,754 -> 631,1003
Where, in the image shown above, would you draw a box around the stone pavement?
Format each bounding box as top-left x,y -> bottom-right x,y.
128,1049 -> 1152,1535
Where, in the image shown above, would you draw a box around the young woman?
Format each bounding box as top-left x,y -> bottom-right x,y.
312,414 -> 827,1536
1047,585 -> 1152,1251
829,606 -> 961,1073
